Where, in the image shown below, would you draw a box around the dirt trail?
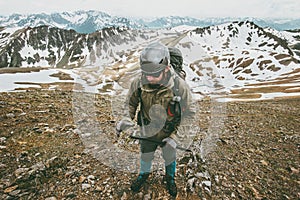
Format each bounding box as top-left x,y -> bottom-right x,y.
0,89 -> 299,199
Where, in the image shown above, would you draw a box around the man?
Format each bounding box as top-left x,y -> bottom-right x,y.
117,42 -> 192,197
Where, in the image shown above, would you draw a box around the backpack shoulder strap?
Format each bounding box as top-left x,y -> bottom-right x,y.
172,75 -> 180,98
138,78 -> 143,102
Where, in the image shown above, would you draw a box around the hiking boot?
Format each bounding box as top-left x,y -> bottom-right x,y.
166,174 -> 177,197
130,173 -> 149,192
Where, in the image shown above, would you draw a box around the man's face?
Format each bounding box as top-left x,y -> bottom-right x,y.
144,67 -> 169,85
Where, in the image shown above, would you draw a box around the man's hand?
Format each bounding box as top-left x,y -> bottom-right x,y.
162,137 -> 177,149
116,118 -> 135,136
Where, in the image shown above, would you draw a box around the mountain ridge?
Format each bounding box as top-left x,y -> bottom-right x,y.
1,21 -> 299,70
1,20 -> 299,98
1,10 -> 300,34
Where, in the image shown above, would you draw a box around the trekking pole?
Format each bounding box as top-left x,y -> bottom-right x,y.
130,135 -> 192,152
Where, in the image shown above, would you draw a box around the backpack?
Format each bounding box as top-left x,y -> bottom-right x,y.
168,47 -> 186,80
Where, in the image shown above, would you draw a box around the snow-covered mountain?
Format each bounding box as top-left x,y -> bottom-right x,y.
1,10 -> 300,34
0,10 -> 204,33
0,11 -> 144,34
178,21 -> 300,96
0,20 -> 299,100
0,25 -> 179,68
1,20 -> 299,68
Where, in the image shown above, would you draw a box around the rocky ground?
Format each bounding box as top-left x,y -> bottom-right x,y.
0,88 -> 299,200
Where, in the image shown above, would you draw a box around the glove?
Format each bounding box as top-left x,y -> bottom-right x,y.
116,118 -> 134,136
162,137 -> 177,150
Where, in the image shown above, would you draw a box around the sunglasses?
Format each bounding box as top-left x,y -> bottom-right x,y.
143,70 -> 163,78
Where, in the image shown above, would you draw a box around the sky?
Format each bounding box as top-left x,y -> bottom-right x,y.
0,0 -> 299,19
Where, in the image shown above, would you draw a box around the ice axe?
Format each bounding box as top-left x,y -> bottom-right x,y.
129,135 -> 192,152
116,118 -> 192,152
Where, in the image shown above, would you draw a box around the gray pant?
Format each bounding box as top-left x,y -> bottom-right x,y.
140,139 -> 176,172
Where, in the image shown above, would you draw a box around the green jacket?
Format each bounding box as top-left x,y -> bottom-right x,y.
127,70 -> 192,141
